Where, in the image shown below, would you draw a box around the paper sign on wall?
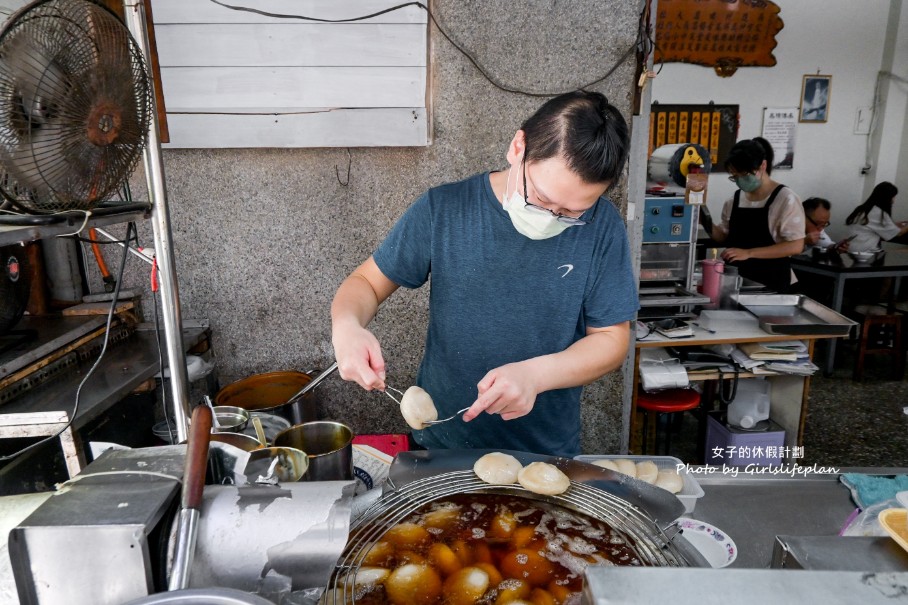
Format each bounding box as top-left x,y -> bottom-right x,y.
761,107 -> 797,170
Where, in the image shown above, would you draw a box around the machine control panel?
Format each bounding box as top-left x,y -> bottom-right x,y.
642,197 -> 694,243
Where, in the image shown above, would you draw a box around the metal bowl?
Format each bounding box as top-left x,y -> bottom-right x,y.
212,406 -> 249,433
244,446 -> 309,482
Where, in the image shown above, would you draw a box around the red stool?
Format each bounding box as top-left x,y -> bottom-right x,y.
637,388 -> 701,456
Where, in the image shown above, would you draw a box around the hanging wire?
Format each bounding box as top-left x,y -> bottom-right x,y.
207,0 -> 646,98
0,222 -> 136,462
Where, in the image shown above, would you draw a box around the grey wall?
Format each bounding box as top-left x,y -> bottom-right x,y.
113,0 -> 641,454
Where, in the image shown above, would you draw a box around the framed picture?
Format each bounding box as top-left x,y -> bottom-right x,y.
799,75 -> 831,123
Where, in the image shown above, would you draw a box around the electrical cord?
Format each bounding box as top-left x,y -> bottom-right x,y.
0,222 -> 135,463
635,321 -> 657,341
717,367 -> 739,406
208,0 -> 644,98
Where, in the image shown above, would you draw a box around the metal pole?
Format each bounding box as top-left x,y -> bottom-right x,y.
123,0 -> 190,442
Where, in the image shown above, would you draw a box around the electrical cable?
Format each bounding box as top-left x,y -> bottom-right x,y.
207,0 -> 643,98
0,222 -> 135,462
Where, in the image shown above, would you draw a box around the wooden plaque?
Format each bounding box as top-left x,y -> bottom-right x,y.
655,0 -> 784,77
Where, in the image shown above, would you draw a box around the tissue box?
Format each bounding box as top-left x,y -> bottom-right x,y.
705,412 -> 785,467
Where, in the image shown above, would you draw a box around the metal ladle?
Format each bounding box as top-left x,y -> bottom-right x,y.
203,395 -> 222,430
383,386 -> 469,426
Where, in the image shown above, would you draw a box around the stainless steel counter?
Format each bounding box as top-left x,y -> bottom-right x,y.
687,467 -> 908,569
0,321 -> 209,429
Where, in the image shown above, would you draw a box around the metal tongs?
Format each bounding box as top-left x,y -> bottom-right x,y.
383,385 -> 469,426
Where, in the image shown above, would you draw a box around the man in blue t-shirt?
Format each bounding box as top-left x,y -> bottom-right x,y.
331,91 -> 639,457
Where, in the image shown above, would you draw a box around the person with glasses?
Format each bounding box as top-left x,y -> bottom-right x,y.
803,197 -> 850,253
699,137 -> 805,293
330,91 -> 637,457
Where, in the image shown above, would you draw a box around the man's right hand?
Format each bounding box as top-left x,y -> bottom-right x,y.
333,322 -> 387,391
805,231 -> 821,246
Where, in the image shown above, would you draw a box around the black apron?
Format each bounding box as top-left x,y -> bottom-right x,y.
726,184 -> 792,293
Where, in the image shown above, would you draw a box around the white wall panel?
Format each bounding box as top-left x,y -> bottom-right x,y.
151,0 -> 427,25
151,0 -> 428,147
161,66 -> 425,111
155,24 -> 426,67
162,108 -> 427,148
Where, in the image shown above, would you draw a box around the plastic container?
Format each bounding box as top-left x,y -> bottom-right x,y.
575,454 -> 705,514
698,258 -> 725,309
727,378 -> 771,429
705,412 -> 785,467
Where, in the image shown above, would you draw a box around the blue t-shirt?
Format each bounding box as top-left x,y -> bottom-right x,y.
373,172 -> 639,457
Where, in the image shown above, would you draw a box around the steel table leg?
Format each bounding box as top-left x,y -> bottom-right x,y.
825,275 -> 848,376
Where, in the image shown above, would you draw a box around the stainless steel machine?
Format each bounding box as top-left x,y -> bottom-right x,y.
0,445 -> 356,604
638,143 -> 713,318
639,193 -> 709,319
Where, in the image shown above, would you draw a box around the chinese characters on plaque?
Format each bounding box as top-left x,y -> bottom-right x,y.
655,0 -> 784,77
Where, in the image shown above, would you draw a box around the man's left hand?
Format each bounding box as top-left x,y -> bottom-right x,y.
464,362 -> 540,422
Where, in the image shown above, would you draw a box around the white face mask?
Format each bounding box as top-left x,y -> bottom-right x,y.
502,164 -> 573,240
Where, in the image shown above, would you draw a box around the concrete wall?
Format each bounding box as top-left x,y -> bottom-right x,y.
651,0 -> 906,243
110,1 -> 641,454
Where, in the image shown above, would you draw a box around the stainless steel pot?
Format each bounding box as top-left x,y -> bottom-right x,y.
214,367 -> 333,425
274,421 -> 353,482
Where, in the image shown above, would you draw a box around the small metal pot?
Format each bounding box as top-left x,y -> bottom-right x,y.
209,432 -> 263,452
214,371 -> 320,425
211,406 -> 248,433
245,446 -> 310,482
274,421 -> 354,482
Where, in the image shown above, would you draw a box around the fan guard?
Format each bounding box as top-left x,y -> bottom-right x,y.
0,0 -> 152,214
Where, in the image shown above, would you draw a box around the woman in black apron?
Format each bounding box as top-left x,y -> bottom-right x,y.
699,137 -> 806,293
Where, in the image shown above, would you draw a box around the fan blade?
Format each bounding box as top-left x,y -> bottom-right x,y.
0,34 -> 70,125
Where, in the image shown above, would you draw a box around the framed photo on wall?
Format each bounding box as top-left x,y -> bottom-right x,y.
800,75 -> 831,123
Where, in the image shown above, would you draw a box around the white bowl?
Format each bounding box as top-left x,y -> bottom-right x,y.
848,250 -> 878,263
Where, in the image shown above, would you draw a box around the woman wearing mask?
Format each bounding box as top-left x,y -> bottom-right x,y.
330,91 -> 638,457
699,137 -> 805,293
845,182 -> 908,252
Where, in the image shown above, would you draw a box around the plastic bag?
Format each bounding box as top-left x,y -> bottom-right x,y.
841,498 -> 899,537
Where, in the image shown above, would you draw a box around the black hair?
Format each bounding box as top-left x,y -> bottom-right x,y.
520,90 -> 629,186
803,197 -> 831,213
846,181 -> 899,226
725,137 -> 775,176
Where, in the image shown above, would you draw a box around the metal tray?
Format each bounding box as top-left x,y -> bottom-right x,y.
732,294 -> 858,336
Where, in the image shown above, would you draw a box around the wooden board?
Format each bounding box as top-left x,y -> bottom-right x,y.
151,0 -> 428,24
163,108 -> 428,148
150,0 -> 429,147
161,66 -> 425,111
155,24 -> 426,66
61,301 -> 135,316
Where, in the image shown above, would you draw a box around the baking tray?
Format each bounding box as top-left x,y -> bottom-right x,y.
732,294 -> 858,337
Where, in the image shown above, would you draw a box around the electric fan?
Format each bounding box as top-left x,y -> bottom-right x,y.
0,0 -> 152,214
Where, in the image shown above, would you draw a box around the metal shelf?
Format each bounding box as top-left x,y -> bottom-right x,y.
0,206 -> 151,247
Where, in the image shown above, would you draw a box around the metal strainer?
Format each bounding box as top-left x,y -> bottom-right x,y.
324,470 -> 694,603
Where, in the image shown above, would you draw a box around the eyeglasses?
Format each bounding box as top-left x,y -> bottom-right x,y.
521,158 -> 597,226
726,172 -> 755,183
807,215 -> 830,229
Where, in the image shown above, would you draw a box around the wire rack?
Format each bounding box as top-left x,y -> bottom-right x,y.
324,470 -> 690,603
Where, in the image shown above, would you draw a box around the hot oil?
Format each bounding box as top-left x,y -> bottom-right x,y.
345,493 -> 645,605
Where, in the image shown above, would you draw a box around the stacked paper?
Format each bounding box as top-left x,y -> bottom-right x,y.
735,340 -> 815,376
